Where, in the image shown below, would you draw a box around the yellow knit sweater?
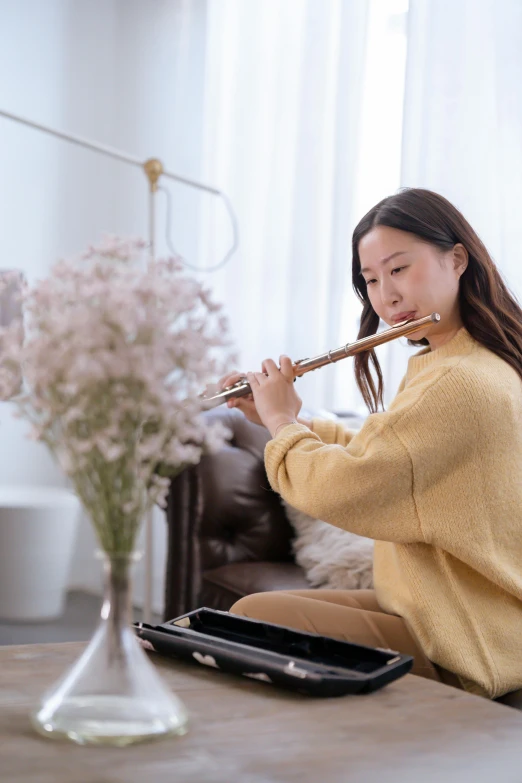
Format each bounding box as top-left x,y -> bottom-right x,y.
265,327 -> 522,698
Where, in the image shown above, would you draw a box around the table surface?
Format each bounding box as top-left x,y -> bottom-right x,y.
1,641 -> 522,783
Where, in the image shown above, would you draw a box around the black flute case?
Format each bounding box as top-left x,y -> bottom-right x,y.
134,607 -> 413,697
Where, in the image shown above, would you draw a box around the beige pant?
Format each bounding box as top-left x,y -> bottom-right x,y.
230,588 -> 462,688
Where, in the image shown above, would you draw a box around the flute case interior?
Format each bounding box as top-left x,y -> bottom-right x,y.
134,607 -> 413,697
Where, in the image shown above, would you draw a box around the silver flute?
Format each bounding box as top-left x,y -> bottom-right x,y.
200,312 -> 440,408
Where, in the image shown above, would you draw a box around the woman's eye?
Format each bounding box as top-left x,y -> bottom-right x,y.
365,267 -> 406,286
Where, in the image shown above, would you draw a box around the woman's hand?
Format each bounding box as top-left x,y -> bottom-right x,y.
217,370 -> 265,427
246,355 -> 302,437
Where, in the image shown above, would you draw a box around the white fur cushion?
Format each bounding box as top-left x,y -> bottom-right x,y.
282,500 -> 374,590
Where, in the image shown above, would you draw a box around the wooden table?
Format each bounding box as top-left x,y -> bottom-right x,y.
1,642 -> 522,782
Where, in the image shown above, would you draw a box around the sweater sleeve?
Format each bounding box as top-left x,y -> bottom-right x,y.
266,420 -> 421,543
265,367 -> 478,544
309,417 -> 359,446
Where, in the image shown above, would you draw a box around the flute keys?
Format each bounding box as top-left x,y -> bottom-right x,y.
224,379 -> 246,391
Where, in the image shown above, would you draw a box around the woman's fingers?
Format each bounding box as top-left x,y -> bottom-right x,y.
221,356 -> 293,389
262,356 -> 294,382
216,370 -> 244,408
262,358 -> 278,375
279,355 -> 294,381
218,370 -> 240,388
218,370 -> 248,394
227,392 -> 254,408
246,371 -> 260,387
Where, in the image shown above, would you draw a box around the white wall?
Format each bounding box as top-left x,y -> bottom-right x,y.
0,0 -> 209,614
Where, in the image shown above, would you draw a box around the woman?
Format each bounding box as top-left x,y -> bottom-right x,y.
219,188 -> 522,699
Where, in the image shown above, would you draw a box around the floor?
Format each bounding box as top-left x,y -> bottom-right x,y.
0,590 -> 162,646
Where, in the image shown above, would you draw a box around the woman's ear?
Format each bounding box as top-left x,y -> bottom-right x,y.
453,243 -> 468,277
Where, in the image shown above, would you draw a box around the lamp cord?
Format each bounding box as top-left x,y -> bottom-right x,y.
159,185 -> 237,273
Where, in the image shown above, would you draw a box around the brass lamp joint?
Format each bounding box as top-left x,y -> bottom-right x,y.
144,158 -> 164,192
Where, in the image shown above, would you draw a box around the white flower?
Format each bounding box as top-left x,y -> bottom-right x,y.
0,237 -> 234,554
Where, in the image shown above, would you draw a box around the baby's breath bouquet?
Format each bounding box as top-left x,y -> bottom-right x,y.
0,237 -> 234,745
0,237 -> 232,555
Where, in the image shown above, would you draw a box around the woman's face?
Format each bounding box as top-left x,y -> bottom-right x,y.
357,226 -> 468,347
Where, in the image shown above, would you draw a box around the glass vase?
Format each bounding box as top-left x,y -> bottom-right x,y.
30,550 -> 188,746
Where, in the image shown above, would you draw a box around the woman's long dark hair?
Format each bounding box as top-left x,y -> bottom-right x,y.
352,187 -> 522,412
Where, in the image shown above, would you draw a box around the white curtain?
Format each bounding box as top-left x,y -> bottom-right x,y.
196,0 -> 409,414
383,0 -> 522,400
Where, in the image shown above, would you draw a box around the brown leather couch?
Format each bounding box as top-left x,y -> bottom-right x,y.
164,406 -> 311,620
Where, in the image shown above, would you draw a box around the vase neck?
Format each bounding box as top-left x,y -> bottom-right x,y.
100,553 -> 137,630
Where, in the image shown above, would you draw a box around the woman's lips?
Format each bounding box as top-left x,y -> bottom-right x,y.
392,311 -> 417,324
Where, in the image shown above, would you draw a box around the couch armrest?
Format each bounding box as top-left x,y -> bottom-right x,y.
163,408 -> 295,619
164,464 -> 203,620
